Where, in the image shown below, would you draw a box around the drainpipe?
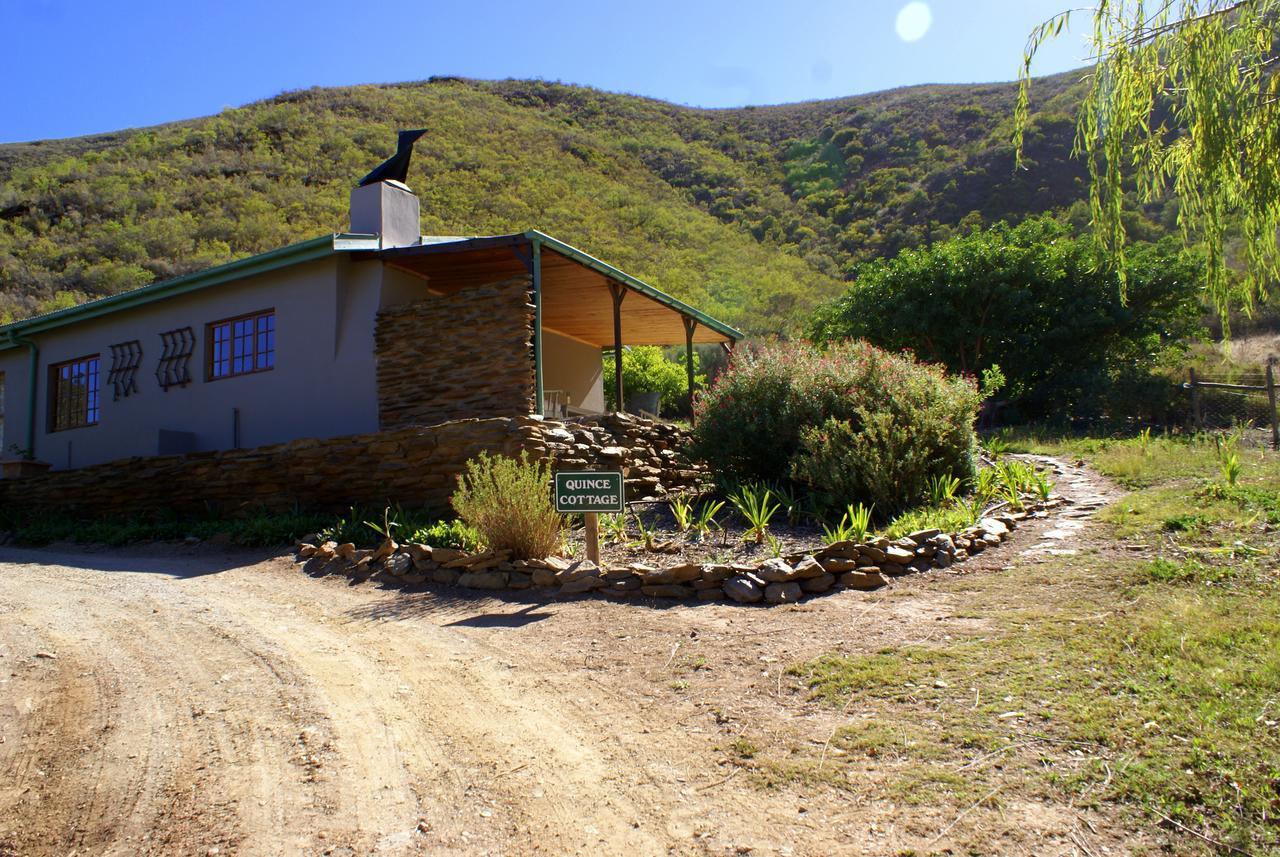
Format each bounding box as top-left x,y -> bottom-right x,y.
12,334 -> 38,460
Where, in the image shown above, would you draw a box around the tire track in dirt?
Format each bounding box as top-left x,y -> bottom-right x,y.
0,550 -> 684,855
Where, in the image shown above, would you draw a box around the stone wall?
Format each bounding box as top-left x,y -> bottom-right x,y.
375,275 -> 536,430
0,414 -> 706,518
519,411 -> 706,498
298,505 -> 1055,607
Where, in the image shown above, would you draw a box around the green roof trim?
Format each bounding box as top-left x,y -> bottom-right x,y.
524,230 -> 743,342
0,228 -> 741,349
0,233 -> 379,349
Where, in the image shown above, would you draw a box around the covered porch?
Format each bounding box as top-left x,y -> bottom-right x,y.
374,230 -> 742,418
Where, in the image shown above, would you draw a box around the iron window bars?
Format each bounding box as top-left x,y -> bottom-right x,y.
107,340 -> 142,400
156,327 -> 195,390
49,355 -> 100,432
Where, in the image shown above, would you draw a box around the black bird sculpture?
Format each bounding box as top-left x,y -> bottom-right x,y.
358,129 -> 428,187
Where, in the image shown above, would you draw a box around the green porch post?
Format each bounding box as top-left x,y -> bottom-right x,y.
683,316 -> 697,419
608,282 -> 625,413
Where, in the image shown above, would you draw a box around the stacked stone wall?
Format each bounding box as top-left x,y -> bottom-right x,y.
375,275 -> 536,429
0,414 -> 705,518
298,503 -> 1058,606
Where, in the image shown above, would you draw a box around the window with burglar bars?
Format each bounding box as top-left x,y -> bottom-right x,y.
208,310 -> 274,380
155,327 -> 195,391
107,340 -> 142,400
49,355 -> 100,432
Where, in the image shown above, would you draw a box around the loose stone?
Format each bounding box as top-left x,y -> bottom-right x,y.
859,545 -> 887,563
800,573 -> 835,593
840,570 -> 890,590
884,545 -> 915,565
792,555 -> 826,579
724,576 -> 764,603
764,581 -> 802,604
458,570 -> 508,590
640,584 -> 694,599
757,558 -> 798,583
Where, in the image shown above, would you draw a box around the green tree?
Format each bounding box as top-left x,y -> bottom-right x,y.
1017,1 -> 1280,327
809,218 -> 1204,423
602,346 -> 704,415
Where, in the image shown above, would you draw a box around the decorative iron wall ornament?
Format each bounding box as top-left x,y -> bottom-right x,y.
155,327 -> 195,391
358,129 -> 427,186
107,340 -> 142,400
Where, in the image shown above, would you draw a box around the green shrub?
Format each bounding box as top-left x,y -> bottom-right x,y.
692,340 -> 980,515
603,346 -> 704,414
451,451 -> 562,559
407,518 -> 483,552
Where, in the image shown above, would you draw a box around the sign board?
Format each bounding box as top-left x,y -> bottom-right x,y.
554,470 -> 625,513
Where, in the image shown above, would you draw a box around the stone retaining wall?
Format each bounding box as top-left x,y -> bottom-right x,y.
0,413 -> 706,518
298,499 -> 1062,605
375,275 -> 536,430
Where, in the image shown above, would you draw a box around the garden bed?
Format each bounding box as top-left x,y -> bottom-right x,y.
295,490 -> 1066,606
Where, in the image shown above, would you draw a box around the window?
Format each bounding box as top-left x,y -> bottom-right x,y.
208,310 -> 274,380
0,371 -> 5,452
49,356 -> 100,432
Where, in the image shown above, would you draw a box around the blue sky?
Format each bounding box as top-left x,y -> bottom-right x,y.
1,0 -> 1090,143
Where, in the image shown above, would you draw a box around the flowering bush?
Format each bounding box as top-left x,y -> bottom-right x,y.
691,341 -> 980,515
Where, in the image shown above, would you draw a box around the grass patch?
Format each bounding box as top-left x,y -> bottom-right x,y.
788,650 -> 945,704
786,435 -> 1280,853
832,720 -> 946,761
884,503 -> 979,540
885,765 -> 992,807
1143,556 -> 1239,584
749,756 -> 849,791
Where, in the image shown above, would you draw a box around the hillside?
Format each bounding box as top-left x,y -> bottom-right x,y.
0,71 -> 1124,335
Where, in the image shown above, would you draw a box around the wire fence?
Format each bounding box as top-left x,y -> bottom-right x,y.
1186,362 -> 1280,448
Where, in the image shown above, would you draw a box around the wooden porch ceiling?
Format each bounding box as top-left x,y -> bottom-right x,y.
378,238 -> 735,347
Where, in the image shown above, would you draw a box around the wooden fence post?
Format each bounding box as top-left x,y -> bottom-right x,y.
1267,360 -> 1279,450
1189,368 -> 1203,432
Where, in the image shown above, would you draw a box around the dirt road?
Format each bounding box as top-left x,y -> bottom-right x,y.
0,458 -> 1138,856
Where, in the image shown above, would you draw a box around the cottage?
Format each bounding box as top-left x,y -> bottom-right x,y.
0,137 -> 740,473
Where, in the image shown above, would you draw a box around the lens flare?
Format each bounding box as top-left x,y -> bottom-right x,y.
895,2 -> 933,43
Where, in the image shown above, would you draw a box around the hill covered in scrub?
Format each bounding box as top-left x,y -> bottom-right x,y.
0,70 -> 1159,334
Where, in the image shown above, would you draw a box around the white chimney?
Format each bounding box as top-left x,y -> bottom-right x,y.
349,179 -> 421,249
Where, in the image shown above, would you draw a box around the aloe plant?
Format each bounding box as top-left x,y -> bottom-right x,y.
926,474 -> 961,507
729,483 -> 781,544
690,499 -> 725,541
669,496 -> 695,532
822,502 -> 873,544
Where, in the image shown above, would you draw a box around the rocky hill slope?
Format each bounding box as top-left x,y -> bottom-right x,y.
0,70 -> 1137,334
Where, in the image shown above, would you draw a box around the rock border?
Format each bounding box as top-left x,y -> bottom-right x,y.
295,495 -> 1065,605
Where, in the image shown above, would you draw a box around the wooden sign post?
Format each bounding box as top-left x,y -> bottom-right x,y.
554,470 -> 625,565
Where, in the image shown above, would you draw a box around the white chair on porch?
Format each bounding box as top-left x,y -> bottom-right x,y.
543,390 -> 569,419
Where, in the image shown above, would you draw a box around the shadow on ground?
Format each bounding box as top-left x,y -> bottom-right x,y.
0,544 -> 275,578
